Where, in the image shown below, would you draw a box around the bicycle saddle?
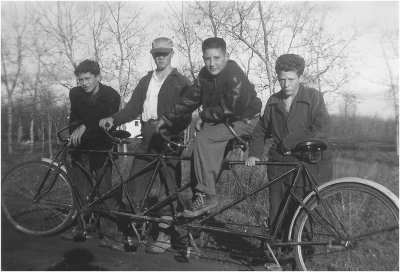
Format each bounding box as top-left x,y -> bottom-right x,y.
293,140 -> 327,153
230,134 -> 252,144
110,130 -> 131,139
225,135 -> 252,154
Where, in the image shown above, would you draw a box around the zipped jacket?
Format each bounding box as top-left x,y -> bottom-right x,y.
163,60 -> 262,125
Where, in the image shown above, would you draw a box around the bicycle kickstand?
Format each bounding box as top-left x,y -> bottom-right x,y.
263,242 -> 283,271
186,231 -> 201,259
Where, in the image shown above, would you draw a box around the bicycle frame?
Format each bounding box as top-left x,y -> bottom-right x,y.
188,159 -> 347,247
39,140 -> 194,229
38,131 -> 344,250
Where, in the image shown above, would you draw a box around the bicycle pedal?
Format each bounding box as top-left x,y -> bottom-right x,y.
73,231 -> 88,242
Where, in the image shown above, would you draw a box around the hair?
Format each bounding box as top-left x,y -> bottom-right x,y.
74,59 -> 100,77
275,54 -> 305,76
202,37 -> 226,53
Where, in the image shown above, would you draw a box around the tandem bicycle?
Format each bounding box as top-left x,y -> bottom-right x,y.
2,122 -> 399,270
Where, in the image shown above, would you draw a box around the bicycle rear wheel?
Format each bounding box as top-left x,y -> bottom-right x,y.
2,161 -> 75,236
293,179 -> 399,271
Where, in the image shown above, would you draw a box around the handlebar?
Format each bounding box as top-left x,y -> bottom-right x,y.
56,121 -> 138,145
56,122 -> 80,143
102,127 -> 139,145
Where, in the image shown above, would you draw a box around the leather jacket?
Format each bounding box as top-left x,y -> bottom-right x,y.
163,60 -> 261,125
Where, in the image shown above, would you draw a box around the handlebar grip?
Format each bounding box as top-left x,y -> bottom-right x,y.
56,122 -> 80,143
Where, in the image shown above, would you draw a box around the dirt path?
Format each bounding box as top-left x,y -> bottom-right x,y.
1,217 -> 265,271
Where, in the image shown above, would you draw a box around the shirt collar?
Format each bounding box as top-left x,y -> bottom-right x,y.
268,84 -> 311,105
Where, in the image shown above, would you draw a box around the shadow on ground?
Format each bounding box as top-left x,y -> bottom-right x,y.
47,248 -> 107,271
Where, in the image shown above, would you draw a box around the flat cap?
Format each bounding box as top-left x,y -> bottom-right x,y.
150,37 -> 173,54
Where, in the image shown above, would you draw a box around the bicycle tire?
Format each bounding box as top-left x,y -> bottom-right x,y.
292,179 -> 399,271
2,161 -> 75,236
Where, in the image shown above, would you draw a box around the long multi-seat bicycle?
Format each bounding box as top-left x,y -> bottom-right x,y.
2,121 -> 399,271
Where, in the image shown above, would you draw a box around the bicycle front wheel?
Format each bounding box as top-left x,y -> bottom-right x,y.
2,161 -> 75,236
293,179 -> 399,271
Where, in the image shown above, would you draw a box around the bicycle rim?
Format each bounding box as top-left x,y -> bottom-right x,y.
293,182 -> 399,271
2,161 -> 75,236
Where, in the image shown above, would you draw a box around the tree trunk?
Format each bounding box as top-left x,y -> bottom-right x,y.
17,117 -> 22,144
41,121 -> 45,153
7,96 -> 13,154
53,122 -> 60,144
30,117 -> 35,152
258,1 -> 274,96
47,113 -> 53,159
396,116 -> 399,155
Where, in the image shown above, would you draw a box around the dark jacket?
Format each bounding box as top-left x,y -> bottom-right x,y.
69,82 -> 120,149
163,60 -> 262,125
112,68 -> 192,133
249,84 -> 330,160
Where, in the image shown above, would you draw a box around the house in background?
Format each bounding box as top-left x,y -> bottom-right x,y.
124,119 -> 142,138
118,101 -> 142,138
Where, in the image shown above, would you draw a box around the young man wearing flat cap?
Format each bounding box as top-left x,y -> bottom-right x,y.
99,37 -> 191,253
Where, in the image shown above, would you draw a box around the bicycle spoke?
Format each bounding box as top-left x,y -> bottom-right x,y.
2,161 -> 75,235
293,181 -> 399,270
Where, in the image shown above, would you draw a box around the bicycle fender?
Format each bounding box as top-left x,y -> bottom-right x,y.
287,177 -> 399,241
41,157 -> 67,173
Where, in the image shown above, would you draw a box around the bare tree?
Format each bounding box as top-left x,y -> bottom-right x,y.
36,2 -> 85,89
167,2 -> 203,81
381,28 -> 399,154
24,16 -> 52,150
82,2 -> 109,63
104,2 -> 147,100
1,4 -> 28,153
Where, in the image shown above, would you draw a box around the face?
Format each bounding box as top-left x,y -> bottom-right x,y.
202,48 -> 229,76
152,50 -> 173,71
278,71 -> 301,97
77,72 -> 100,93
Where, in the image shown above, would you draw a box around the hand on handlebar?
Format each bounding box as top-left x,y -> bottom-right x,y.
154,118 -> 166,133
99,117 -> 114,131
70,124 -> 86,146
245,156 -> 260,167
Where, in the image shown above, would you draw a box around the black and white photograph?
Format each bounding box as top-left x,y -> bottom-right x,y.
1,1 -> 398,271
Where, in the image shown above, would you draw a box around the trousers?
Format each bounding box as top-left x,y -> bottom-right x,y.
126,122 -> 181,216
267,154 -> 333,235
192,119 -> 258,195
69,151 -> 127,240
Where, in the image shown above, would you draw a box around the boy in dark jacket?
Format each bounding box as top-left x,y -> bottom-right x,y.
99,37 -> 191,254
156,37 -> 262,218
245,54 -> 332,236
66,59 -> 124,249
